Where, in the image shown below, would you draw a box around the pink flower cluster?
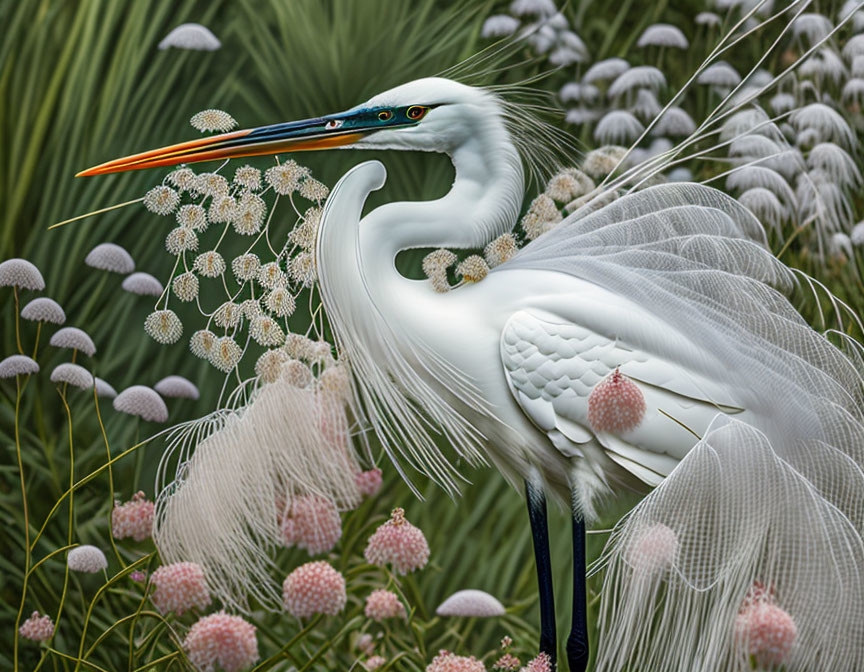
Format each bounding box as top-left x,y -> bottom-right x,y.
364,589 -> 405,621
184,611 -> 258,672
19,611 -> 54,641
587,369 -> 646,434
735,584 -> 797,668
364,508 -> 430,575
112,491 -> 155,542
426,650 -> 486,672
492,653 -> 521,670
363,656 -> 387,671
280,495 -> 342,555
283,560 -> 347,619
150,562 -> 211,615
356,468 -> 383,497
519,652 -> 552,672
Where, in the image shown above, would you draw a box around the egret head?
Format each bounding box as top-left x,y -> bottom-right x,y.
76,78 -> 504,177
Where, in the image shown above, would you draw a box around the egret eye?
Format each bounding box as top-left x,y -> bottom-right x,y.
325,119 -> 344,130
378,110 -> 393,121
406,106 -> 428,120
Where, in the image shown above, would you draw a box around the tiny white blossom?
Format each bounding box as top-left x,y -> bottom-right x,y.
208,336 -> 242,372
213,302 -> 241,328
190,109 -> 237,133
257,261 -> 287,289
165,227 -> 198,256
122,271 -> 163,296
50,327 -> 96,356
240,298 -> 262,320
113,386 -> 169,422
0,355 -> 39,378
144,310 -> 183,344
193,251 -> 226,278
172,272 -> 199,302
456,255 -> 489,283
265,287 -> 295,317
255,349 -> 286,383
250,315 -> 285,346
68,545 -> 107,573
50,363 -> 94,389
20,297 -> 65,324
232,192 -> 266,235
143,186 -> 180,215
299,177 -> 329,202
154,375 -> 200,400
190,330 -> 218,359
158,23 -> 221,51
0,259 -> 45,291
167,167 -> 197,193
85,243 -> 135,274
208,195 -> 236,224
176,204 -> 208,232
232,253 -> 261,282
195,173 -> 229,198
288,253 -> 316,287
233,165 -> 262,191
265,160 -> 309,195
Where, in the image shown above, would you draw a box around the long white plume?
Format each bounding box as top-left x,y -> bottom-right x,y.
154,377 -> 361,612
594,416 -> 864,671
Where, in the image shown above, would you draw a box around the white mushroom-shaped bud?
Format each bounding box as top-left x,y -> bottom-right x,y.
121,272 -> 163,296
154,375 -> 200,400
85,243 -> 135,274
113,386 -> 169,422
50,363 -> 94,389
158,23 -> 221,51
435,590 -> 506,618
68,545 -> 108,573
190,109 -> 237,133
0,259 -> 45,291
94,377 -> 117,399
20,298 -> 65,324
0,355 -> 40,378
50,327 -> 96,357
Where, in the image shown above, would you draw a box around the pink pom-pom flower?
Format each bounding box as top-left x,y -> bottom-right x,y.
149,562 -> 211,615
184,611 -> 258,672
282,560 -> 347,619
280,495 -> 342,555
625,522 -> 679,575
426,650 -> 486,672
364,589 -> 406,621
364,656 -> 387,671
356,468 -> 383,497
588,369 -> 646,433
519,652 -> 553,672
19,611 -> 54,642
112,491 -> 155,542
492,653 -> 521,670
735,601 -> 797,667
364,508 -> 430,575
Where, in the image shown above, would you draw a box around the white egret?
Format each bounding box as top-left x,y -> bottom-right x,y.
77,75 -> 864,670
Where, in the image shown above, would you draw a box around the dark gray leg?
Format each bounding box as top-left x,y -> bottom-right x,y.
567,503 -> 589,672
525,476 -> 557,667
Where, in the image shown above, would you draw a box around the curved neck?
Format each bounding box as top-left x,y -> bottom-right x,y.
361,123 -> 524,264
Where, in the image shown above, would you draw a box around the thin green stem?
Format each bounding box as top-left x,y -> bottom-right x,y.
13,376 -> 29,672
93,387 -> 124,567
250,615 -> 323,672
32,321 -> 42,358
14,285 -> 23,354
132,652 -> 180,672
51,389 -> 75,652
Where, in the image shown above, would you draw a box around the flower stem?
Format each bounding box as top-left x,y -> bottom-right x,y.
13,377 -> 30,672
13,286 -> 23,354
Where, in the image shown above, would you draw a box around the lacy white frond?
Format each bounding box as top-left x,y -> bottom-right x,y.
154,379 -> 361,611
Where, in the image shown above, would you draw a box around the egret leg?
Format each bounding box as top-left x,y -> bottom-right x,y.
525,476 -> 557,666
566,502 -> 589,672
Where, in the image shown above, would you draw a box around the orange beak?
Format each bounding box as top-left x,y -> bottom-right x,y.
76,115 -> 370,177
